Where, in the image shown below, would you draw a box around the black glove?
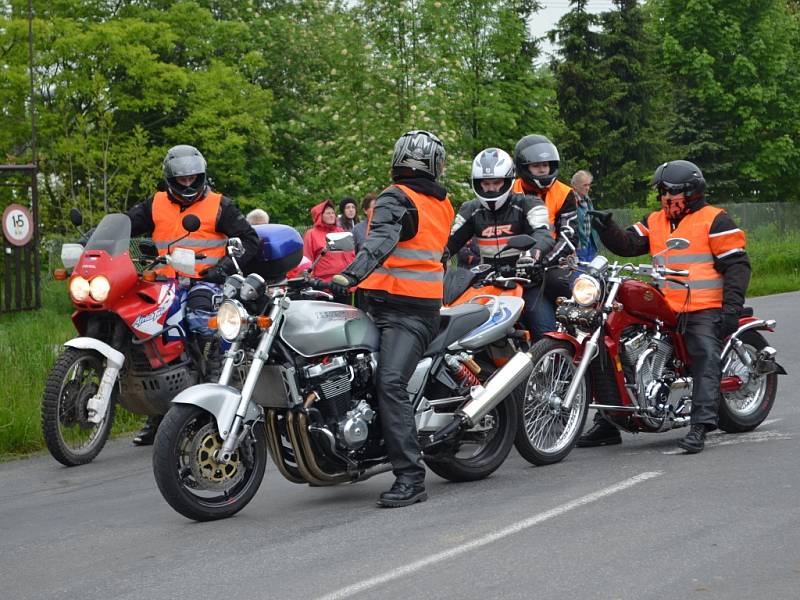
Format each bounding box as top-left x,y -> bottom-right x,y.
588,210 -> 613,232
720,308 -> 740,338
199,266 -> 227,284
330,273 -> 355,297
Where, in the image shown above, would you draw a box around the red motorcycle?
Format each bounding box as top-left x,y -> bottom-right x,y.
514,237 -> 786,465
43,211 -> 210,466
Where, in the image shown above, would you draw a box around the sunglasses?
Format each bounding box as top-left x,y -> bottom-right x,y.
657,182 -> 688,196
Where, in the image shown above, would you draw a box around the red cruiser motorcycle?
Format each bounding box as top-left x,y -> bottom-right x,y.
514,236 -> 786,464
42,211 -> 209,466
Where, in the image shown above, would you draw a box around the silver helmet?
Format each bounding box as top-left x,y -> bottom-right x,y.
163,145 -> 208,205
391,130 -> 446,180
471,148 -> 515,211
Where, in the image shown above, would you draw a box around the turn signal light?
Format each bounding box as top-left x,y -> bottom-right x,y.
256,316 -> 273,329
143,270 -> 157,282
207,317 -> 218,329
53,269 -> 67,280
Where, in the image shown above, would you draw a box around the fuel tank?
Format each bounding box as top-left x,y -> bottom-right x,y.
617,279 -> 677,327
279,300 -> 380,357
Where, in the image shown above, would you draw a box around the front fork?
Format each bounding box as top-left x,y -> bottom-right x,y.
217,297 -> 287,462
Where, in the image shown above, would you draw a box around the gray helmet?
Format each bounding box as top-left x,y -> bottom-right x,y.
391,130 -> 446,180
163,145 -> 208,205
514,134 -> 560,190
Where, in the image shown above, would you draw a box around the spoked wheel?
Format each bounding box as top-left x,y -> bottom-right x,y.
719,331 -> 778,433
425,367 -> 519,482
152,404 -> 267,521
514,339 -> 589,466
41,348 -> 116,466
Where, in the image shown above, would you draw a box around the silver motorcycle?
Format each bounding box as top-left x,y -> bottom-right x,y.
152,233 -> 536,521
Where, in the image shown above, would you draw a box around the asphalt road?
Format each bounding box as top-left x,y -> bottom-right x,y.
2,292 -> 798,600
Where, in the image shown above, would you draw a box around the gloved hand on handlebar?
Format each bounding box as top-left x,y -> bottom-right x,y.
588,210 -> 614,232
199,256 -> 236,285
330,273 -> 356,297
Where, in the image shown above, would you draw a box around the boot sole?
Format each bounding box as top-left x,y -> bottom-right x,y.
576,436 -> 622,448
377,491 -> 428,508
677,439 -> 704,454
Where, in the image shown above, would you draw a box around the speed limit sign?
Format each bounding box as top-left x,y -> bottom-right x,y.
2,203 -> 34,247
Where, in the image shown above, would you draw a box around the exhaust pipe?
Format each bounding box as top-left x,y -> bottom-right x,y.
428,351 -> 534,445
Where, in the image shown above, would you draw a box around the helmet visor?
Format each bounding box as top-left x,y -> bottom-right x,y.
165,155 -> 206,178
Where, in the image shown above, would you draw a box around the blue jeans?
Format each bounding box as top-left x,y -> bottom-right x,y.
523,284 -> 556,341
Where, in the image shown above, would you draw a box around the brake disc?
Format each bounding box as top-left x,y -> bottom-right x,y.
187,422 -> 244,491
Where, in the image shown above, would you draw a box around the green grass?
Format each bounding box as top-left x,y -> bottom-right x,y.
1,225 -> 799,459
0,280 -> 144,460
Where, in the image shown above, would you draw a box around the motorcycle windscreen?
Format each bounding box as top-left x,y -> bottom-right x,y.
84,214 -> 131,256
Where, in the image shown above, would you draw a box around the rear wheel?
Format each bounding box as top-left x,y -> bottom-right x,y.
41,348 -> 116,466
152,404 -> 267,521
425,364 -> 519,482
514,339 -> 589,466
718,331 -> 778,433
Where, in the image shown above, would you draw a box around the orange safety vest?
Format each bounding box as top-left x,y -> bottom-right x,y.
646,205 -> 746,313
151,191 -> 228,278
359,184 -> 454,300
511,178 -> 571,238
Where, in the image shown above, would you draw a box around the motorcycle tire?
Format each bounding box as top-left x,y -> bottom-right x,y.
718,331 -> 778,433
424,388 -> 519,483
41,347 -> 116,467
152,404 -> 267,521
514,338 -> 589,466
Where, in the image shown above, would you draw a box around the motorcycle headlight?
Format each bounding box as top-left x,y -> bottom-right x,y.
217,300 -> 248,341
89,276 -> 111,302
572,274 -> 601,307
69,276 -> 90,302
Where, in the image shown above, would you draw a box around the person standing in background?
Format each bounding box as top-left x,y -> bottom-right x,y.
246,208 -> 269,226
337,197 -> 360,231
352,192 -> 377,251
571,170 -> 600,262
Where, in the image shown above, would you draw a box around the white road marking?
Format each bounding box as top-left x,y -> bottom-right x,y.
315,471 -> 663,600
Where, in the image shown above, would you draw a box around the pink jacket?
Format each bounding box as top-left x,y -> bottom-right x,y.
303,200 -> 355,281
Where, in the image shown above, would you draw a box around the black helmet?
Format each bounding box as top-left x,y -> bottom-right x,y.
391,130 -> 446,181
163,145 -> 208,206
652,160 -> 706,201
514,134 -> 560,190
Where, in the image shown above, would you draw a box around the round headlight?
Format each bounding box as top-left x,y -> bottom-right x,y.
69,276 -> 90,302
89,276 -> 111,302
217,300 -> 248,341
572,275 -> 601,307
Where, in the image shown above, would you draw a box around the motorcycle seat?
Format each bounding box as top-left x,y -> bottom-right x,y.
741,306 -> 753,317
425,303 -> 491,357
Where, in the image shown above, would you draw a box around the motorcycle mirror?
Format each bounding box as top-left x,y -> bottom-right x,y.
666,237 -> 690,251
69,207 -> 83,227
326,231 -> 355,252
504,234 -> 535,251
227,237 -> 246,258
182,214 -> 201,233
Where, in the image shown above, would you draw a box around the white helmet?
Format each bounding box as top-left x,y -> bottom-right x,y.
471,148 -> 515,211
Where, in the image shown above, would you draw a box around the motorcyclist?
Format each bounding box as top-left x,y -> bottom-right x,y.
331,130 -> 454,507
126,145 -> 260,445
579,160 -> 750,453
510,134 -> 579,336
446,148 -> 555,336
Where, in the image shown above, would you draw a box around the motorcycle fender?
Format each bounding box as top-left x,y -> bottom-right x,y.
171,383 -> 262,440
721,318 -> 777,360
64,337 -> 125,369
542,331 -> 584,361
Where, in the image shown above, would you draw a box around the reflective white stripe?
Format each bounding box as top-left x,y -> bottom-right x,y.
634,223 -> 648,237
526,205 -> 549,230
155,239 -> 227,249
666,253 -> 713,264
709,228 -> 742,238
715,247 -> 745,259
666,279 -> 723,290
392,247 -> 443,261
374,267 -> 443,282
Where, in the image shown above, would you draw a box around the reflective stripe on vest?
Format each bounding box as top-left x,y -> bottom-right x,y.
647,205 -> 725,312
359,184 -> 454,299
512,178 -> 571,238
151,191 -> 227,278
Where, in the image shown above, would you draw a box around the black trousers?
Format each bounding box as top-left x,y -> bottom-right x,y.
683,308 -> 723,429
369,304 -> 439,484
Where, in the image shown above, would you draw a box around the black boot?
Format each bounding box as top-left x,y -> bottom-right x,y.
677,424 -> 707,454
133,415 -> 163,446
576,414 -> 622,447
377,479 -> 427,508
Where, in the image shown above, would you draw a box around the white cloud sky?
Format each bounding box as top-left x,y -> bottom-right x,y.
529,0 -> 618,62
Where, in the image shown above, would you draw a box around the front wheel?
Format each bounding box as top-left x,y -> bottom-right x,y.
718,331 -> 778,433
152,404 -> 267,521
424,388 -> 519,483
41,347 -> 116,466
514,339 -> 589,466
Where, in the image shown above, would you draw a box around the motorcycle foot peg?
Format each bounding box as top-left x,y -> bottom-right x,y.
427,414 -> 467,447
